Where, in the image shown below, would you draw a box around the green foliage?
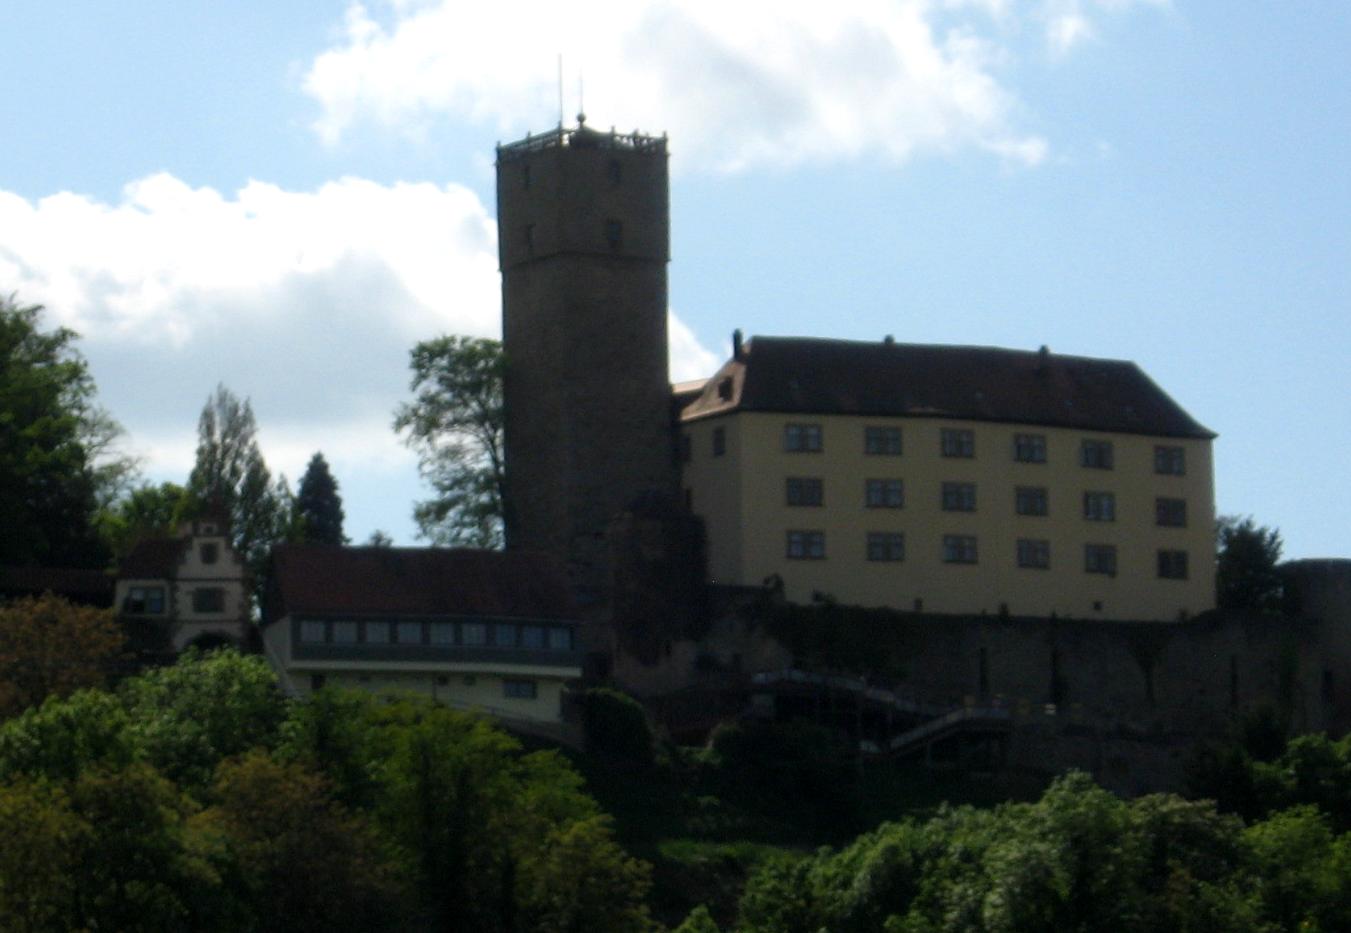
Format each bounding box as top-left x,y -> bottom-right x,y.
582,687 -> 655,764
0,689 -> 135,782
393,334 -> 505,548
295,451 -> 346,544
185,385 -> 297,599
99,480 -> 188,559
119,649 -> 288,791
194,750 -> 408,933
673,904 -> 723,933
1216,515 -> 1285,613
0,594 -> 125,719
734,772 -> 1290,933
0,295 -> 128,568
0,777 -> 87,931
707,720 -> 863,841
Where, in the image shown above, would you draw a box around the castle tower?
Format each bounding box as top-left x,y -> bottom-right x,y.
496,119 -> 677,601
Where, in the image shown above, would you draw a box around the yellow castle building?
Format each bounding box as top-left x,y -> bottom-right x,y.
679,334 -> 1215,622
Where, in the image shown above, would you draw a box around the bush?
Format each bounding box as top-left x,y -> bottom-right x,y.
582,688 -> 655,765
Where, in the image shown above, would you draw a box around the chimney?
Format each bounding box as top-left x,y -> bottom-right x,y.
732,329 -> 744,362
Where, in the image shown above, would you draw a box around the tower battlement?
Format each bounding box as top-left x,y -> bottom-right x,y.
497,124 -> 667,161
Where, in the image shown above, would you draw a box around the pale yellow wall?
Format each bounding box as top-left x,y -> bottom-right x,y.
682,411 -> 1215,621
262,616 -> 578,724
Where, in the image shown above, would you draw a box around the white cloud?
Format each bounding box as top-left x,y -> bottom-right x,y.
0,174 -> 720,534
303,0 -> 1058,171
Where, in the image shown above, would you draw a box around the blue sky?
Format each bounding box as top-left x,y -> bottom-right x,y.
1,1 -> 1347,559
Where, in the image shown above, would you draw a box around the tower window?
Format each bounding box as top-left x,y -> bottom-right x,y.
524,224 -> 535,255
712,426 -> 726,456
605,219 -> 623,248
522,164 -> 531,189
608,159 -> 622,184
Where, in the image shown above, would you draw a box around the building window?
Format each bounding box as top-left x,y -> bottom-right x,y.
521,625 -> 545,649
1017,539 -> 1051,569
717,376 -> 733,401
125,586 -> 166,615
608,158 -> 622,184
199,542 -> 219,564
521,164 -> 531,189
1158,550 -> 1189,579
941,428 -> 975,458
784,423 -> 823,452
786,530 -> 826,560
503,679 -> 538,700
1155,445 -> 1186,475
941,482 -> 977,512
865,479 -> 904,508
712,426 -> 726,456
1080,439 -> 1114,470
1085,544 -> 1118,576
191,587 -> 225,613
365,620 -> 391,644
1014,433 -> 1047,463
866,532 -> 905,562
524,224 -> 535,255
397,621 -> 423,645
492,623 -> 518,648
605,218 -> 622,248
1083,491 -> 1116,522
332,621 -> 358,644
1015,486 -> 1049,516
786,477 -> 824,507
943,535 -> 978,564
1156,497 -> 1188,527
461,622 -> 486,646
865,426 -> 902,455
680,435 -> 691,462
430,622 -> 455,645
548,626 -> 573,651
300,620 -> 326,643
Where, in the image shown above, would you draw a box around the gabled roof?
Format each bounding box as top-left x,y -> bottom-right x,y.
0,566 -> 114,605
118,538 -> 190,579
681,336 -> 1215,439
264,546 -> 579,624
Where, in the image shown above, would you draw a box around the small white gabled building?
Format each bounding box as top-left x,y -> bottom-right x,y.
260,545 -> 584,728
115,516 -> 251,651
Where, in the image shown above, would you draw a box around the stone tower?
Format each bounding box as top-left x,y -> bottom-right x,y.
496,119 -> 677,602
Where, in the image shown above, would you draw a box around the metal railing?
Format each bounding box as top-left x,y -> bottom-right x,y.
497,125 -> 667,160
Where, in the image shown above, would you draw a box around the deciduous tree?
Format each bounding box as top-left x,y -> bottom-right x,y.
393,335 -> 504,548
0,296 -> 132,568
0,595 -> 125,720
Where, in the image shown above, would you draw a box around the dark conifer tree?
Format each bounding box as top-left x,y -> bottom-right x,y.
296,452 -> 346,545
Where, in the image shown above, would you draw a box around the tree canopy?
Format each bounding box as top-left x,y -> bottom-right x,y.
0,595 -> 125,720
0,296 -> 131,568
1216,516 -> 1285,612
295,452 -> 346,545
393,335 -> 505,548
185,385 -> 296,595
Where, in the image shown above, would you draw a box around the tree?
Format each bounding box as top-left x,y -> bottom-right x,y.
0,296 -> 132,568
193,751 -> 408,933
1216,516 -> 1284,612
365,529 -> 394,547
392,336 -> 505,548
0,595 -> 126,720
185,385 -> 295,593
98,481 -> 188,559
295,452 -> 346,545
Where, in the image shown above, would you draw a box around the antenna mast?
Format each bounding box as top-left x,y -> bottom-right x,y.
557,54 -> 564,128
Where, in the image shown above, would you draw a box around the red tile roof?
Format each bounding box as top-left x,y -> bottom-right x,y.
681,336 -> 1215,439
264,545 -> 578,624
118,538 -> 189,579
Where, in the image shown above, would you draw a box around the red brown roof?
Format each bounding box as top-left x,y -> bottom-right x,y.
264,545 -> 578,624
681,336 -> 1215,439
118,538 -> 189,579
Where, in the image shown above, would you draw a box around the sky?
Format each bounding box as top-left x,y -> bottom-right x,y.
1,1 -> 1347,559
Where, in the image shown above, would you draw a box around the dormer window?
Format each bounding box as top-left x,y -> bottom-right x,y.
717,376 -> 733,401
200,542 -> 219,565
